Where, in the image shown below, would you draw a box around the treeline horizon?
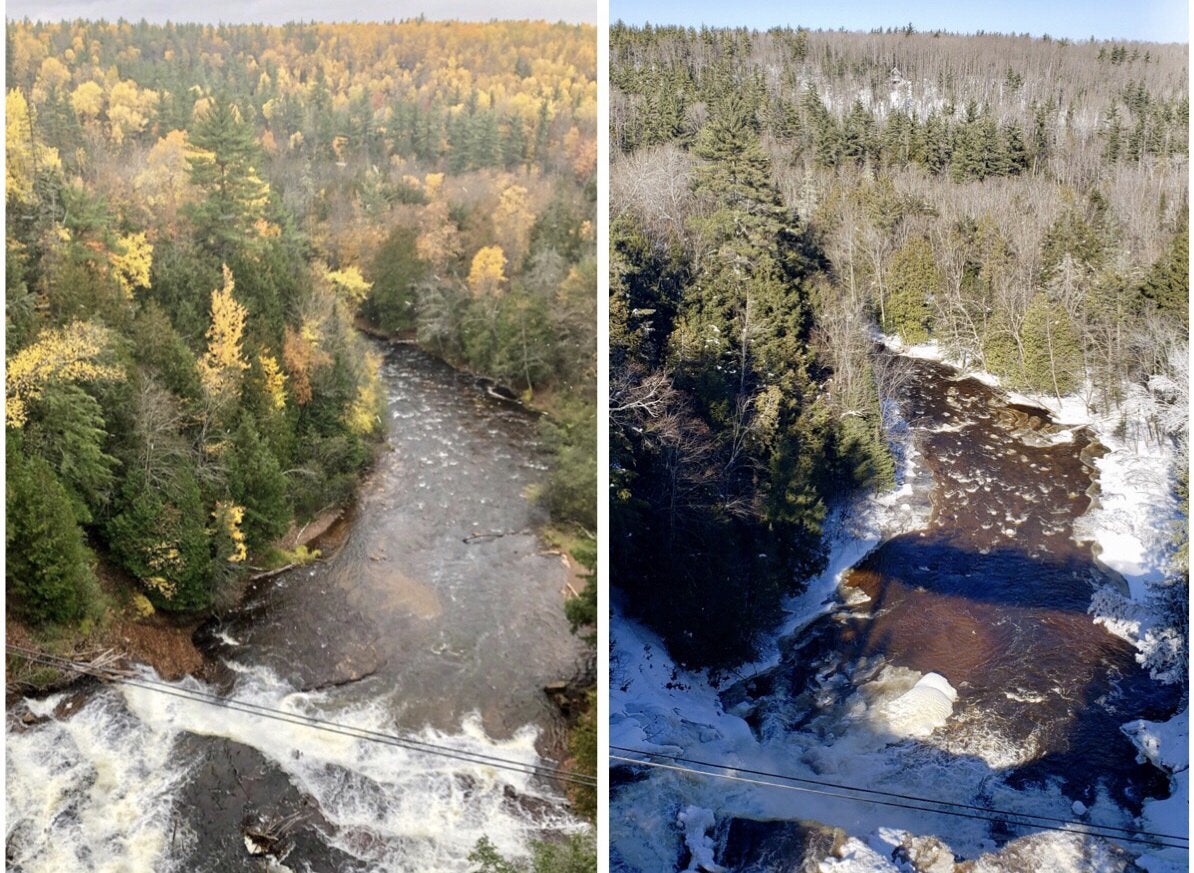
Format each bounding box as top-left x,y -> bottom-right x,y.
6,18 -> 596,629
610,23 -> 1187,669
614,20 -> 1187,45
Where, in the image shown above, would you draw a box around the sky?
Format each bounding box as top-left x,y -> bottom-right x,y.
611,0 -> 1189,43
5,0 -> 596,25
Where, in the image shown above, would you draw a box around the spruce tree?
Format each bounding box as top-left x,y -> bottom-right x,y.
7,436 -> 104,626
1021,293 -> 1083,396
185,96 -> 271,260
1137,226 -> 1189,327
883,237 -> 939,343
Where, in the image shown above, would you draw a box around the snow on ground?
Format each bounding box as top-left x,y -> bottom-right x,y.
1121,708 -> 1190,873
876,333 -> 1189,858
611,337 -> 1188,871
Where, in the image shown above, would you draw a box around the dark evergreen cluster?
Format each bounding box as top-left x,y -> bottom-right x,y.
612,94 -> 893,668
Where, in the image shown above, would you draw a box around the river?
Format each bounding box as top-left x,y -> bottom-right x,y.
7,345 -> 586,872
610,354 -> 1182,872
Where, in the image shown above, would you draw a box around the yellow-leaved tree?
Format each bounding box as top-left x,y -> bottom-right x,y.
108,232 -> 154,298
6,89 -> 62,204
198,265 -> 249,403
106,80 -> 159,145
69,80 -> 105,119
258,354 -> 287,411
134,130 -> 195,225
6,321 -> 123,427
492,184 -> 534,267
344,351 -> 383,436
212,501 -> 247,564
319,263 -> 372,303
467,246 -> 507,297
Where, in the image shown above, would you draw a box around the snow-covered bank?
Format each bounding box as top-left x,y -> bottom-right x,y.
1122,708 -> 1190,873
879,334 -> 1189,861
612,339 -> 1188,872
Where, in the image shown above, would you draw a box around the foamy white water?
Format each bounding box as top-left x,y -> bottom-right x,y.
8,665 -> 581,871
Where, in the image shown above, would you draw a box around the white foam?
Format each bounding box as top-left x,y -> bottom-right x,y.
8,667 -> 583,871
876,672 -> 957,739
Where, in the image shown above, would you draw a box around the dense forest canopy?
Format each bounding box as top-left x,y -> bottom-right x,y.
5,19 -> 597,631
611,24 -> 1188,668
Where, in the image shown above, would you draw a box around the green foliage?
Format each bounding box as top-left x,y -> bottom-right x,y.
1020,293 -> 1084,396
1137,226 -> 1189,327
130,302 -> 203,400
23,383 -> 118,524
468,832 -> 597,873
981,309 -> 1025,384
883,237 -> 940,343
106,467 -> 216,612
540,401 -> 597,531
468,838 -> 521,873
227,414 -> 291,553
6,435 -> 105,626
835,412 -> 896,493
567,688 -> 597,820
185,96 -> 271,260
363,225 -> 427,334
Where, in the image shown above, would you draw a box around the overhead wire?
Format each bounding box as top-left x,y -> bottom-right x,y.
610,748 -> 1188,851
611,743 -> 1187,842
6,644 -> 596,789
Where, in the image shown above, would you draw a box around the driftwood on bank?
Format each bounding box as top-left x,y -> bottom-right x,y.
462,528 -> 529,544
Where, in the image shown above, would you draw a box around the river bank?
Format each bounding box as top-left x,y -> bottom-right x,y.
4,504 -> 350,701
7,343 -> 589,872
610,347 -> 1186,873
880,336 -> 1189,873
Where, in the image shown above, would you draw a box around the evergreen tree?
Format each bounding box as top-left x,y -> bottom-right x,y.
1136,225 -> 1189,327
883,237 -> 939,343
363,225 -> 427,334
23,383 -> 117,525
106,467 -> 215,612
6,435 -> 104,626
1021,292 -> 1083,396
185,96 -> 271,260
227,414 -> 290,553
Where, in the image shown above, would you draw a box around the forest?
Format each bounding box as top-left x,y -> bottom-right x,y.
610,24 -> 1188,668
6,18 -> 597,863
5,17 -> 595,623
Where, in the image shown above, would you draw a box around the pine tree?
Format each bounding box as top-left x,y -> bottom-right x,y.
6,435 -> 104,626
185,96 -> 271,259
883,237 -> 939,343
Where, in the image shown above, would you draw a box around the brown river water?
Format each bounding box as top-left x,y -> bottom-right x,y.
701,357 -> 1181,868
828,359 -> 1176,801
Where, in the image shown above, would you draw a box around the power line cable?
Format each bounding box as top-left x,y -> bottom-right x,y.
7,645 -> 596,789
610,750 -> 1188,851
611,743 -> 1187,842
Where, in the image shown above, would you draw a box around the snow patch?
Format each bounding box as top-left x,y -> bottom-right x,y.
876,672 -> 957,739
677,806 -> 725,872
